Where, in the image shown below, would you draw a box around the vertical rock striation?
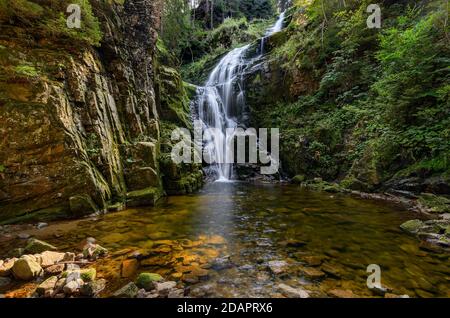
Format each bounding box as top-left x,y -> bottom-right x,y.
0,0 -> 199,223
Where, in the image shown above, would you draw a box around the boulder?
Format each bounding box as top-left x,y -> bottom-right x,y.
63,279 -> 83,295
44,264 -> 65,275
155,281 -> 177,296
277,283 -> 309,298
136,272 -> 163,291
400,219 -> 424,234
0,258 -> 17,277
112,282 -> 139,298
39,251 -> 65,267
12,255 -> 43,280
36,276 -> 58,296
80,278 -> 106,297
23,238 -> 57,254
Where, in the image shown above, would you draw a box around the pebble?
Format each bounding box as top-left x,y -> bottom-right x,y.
17,233 -> 31,239
278,283 -> 309,298
267,260 -> 288,275
37,223 -> 48,229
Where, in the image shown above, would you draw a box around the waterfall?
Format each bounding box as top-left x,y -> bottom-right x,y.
261,11 -> 286,54
195,12 -> 286,182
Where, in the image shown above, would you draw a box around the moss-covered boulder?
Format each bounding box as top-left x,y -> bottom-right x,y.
136,272 -> 163,291
24,238 -> 57,254
400,219 -> 424,234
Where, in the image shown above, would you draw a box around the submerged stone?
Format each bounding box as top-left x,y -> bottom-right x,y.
24,238 -> 57,254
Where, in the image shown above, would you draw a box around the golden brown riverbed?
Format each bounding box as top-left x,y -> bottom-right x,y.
1,183 -> 449,297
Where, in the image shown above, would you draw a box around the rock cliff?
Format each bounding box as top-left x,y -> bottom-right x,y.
0,0 -> 202,223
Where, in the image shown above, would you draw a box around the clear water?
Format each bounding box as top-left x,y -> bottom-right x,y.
1,183 -> 449,298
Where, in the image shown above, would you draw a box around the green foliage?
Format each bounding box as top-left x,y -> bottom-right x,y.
0,0 -> 102,46
259,0 -> 450,185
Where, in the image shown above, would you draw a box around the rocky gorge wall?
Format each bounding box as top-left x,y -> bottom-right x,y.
242,3 -> 450,213
0,0 -> 202,224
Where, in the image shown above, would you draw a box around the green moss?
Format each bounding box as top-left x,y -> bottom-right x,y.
418,193 -> 450,214
14,64 -> 39,77
136,272 -> 163,291
80,268 -> 97,282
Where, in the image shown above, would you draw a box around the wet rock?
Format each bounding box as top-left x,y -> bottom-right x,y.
39,251 -> 65,267
267,260 -> 288,275
136,273 -> 163,291
369,285 -> 392,296
418,193 -> 450,214
0,258 -> 17,277
82,242 -> 108,260
211,256 -> 233,270
0,277 -> 11,287
63,279 -> 83,295
44,264 -> 65,275
80,278 -> 106,297
400,219 -> 424,234
302,268 -> 326,279
37,223 -> 48,229
112,282 -> 139,298
189,283 -> 215,298
182,274 -> 199,284
278,284 -> 309,298
328,289 -> 356,298
121,259 -> 139,278
155,281 -> 177,296
18,233 -> 31,239
303,256 -> 324,266
168,288 -> 185,298
238,264 -> 254,271
36,276 -> 58,296
24,238 -> 57,254
63,252 -> 76,262
12,255 -> 43,280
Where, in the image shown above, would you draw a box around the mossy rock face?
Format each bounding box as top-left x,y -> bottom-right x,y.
126,187 -> 164,207
0,0 -> 170,223
136,272 -> 163,291
418,193 -> 450,214
69,194 -> 100,217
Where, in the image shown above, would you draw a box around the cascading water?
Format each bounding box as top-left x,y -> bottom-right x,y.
195,12 -> 286,182
261,11 -> 286,54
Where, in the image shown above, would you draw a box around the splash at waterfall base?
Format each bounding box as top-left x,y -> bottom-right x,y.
170,120 -> 280,180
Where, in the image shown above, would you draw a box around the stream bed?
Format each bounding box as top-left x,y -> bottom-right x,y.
1,182 -> 449,298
